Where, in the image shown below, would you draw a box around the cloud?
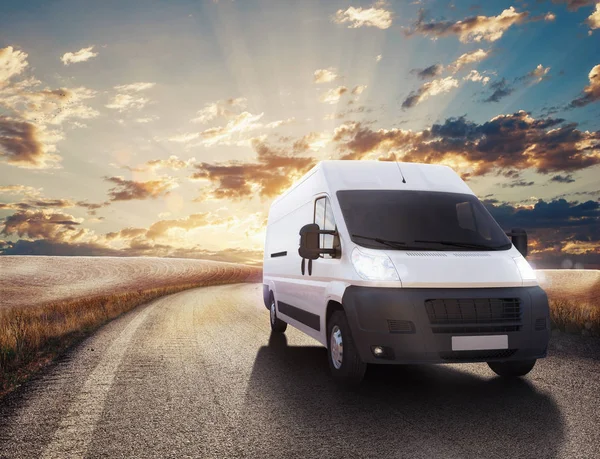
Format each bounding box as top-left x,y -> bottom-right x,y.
113,82 -> 155,92
104,176 -> 178,201
550,174 -> 576,183
414,64 -> 444,80
191,139 -> 316,199
501,179 -> 535,188
319,86 -> 348,104
191,97 -> 247,123
586,3 -> 600,29
483,198 -> 600,263
0,117 -> 61,168
314,68 -> 338,84
145,213 -> 232,239
146,155 -> 196,170
1,209 -> 82,241
464,70 -> 490,85
60,46 -> 98,65
0,185 -> 41,197
551,0 -> 595,11
520,64 -> 551,84
351,85 -> 367,95
447,48 -> 490,72
0,46 -> 28,84
402,76 -> 459,108
332,111 -> 600,176
333,3 -> 393,29
484,78 -> 514,102
570,64 -> 600,108
408,6 -> 533,43
106,82 -> 155,112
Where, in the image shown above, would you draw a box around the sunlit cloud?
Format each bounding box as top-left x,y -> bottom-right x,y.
60,46 -> 98,65
106,82 -> 155,112
586,3 -> 600,30
402,76 -> 459,108
464,70 -> 491,85
313,68 -> 338,83
333,2 -> 393,29
570,64 -> 600,107
447,49 -> 490,72
104,176 -> 178,201
191,139 -> 315,199
319,85 -> 348,104
333,111 -> 600,177
191,97 -> 247,123
521,64 -> 551,84
407,7 -> 540,43
0,46 -> 28,84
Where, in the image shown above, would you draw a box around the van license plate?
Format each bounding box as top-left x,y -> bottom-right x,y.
451,335 -> 508,351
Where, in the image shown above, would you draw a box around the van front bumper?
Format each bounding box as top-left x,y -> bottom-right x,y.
341,286 -> 550,365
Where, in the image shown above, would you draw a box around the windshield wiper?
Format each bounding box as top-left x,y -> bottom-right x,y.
413,239 -> 511,250
351,234 -> 408,249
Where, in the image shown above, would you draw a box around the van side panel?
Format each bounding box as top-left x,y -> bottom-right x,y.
263,169 -> 331,344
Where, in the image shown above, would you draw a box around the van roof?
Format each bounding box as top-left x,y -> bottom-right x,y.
272,160 -> 474,206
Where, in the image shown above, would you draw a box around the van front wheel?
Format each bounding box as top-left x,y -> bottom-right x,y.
269,296 -> 287,333
327,310 -> 366,386
487,359 -> 536,377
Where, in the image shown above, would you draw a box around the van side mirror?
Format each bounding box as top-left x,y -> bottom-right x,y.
506,227 -> 528,258
299,223 -> 339,260
299,224 -> 321,260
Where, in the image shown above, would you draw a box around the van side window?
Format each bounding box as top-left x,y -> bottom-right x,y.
314,196 -> 339,259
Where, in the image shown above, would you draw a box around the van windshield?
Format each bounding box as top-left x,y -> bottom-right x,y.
336,190 -> 511,251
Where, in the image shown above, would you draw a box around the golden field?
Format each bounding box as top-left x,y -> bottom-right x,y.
536,269 -> 600,336
0,256 -> 261,396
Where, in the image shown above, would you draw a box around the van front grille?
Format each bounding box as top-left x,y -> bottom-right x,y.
439,349 -> 517,361
425,297 -> 522,334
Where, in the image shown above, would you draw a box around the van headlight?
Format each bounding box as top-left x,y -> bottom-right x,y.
351,248 -> 400,281
513,256 -> 536,281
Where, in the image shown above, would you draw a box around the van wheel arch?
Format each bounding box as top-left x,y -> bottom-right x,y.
326,300 -> 345,337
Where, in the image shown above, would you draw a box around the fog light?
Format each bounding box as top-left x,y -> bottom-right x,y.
372,346 -> 385,357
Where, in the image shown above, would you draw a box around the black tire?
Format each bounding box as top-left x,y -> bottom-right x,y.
269,295 -> 287,333
327,310 -> 366,386
488,359 -> 536,377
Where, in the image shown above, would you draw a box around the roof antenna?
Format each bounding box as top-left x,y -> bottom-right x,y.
397,163 -> 407,183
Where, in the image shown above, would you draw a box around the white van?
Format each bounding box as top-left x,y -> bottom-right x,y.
262,160 -> 550,385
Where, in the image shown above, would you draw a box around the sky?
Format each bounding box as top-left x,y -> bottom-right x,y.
0,0 -> 599,268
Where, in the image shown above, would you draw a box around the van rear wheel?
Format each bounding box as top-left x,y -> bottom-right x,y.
269,296 -> 287,333
487,359 -> 536,377
327,310 -> 366,386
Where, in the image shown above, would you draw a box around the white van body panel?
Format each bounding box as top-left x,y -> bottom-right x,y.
263,160 -> 540,347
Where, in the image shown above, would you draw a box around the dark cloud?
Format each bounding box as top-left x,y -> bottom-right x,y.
501,180 -> 535,188
551,0 -> 595,11
1,210 -> 81,240
333,111 -> 600,176
414,64 -> 444,80
550,174 -> 575,183
484,78 -> 514,103
0,117 -> 49,167
105,176 -> 176,201
191,139 -> 315,199
483,198 -> 600,267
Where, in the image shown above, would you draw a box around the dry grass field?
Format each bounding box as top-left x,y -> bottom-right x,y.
537,269 -> 600,336
0,256 -> 262,396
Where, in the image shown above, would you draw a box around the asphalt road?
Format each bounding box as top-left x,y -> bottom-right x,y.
1,283 -> 599,459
